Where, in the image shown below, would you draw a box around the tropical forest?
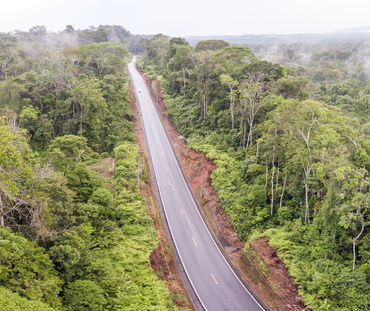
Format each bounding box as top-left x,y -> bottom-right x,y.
0,8 -> 369,311
138,34 -> 369,310
0,25 -> 175,310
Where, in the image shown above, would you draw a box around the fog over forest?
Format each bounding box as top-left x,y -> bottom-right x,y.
0,19 -> 369,311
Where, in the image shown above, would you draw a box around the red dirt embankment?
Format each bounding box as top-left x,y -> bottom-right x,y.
135,66 -> 309,311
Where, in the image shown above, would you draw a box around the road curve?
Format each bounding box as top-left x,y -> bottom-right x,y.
128,57 -> 264,311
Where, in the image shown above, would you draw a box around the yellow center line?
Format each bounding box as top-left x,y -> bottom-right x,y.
192,236 -> 198,247
210,273 -> 218,285
180,208 -> 184,215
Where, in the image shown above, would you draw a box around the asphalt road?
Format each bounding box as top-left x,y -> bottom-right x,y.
128,58 -> 264,311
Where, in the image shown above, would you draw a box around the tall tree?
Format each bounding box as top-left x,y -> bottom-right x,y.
193,51 -> 216,120
239,75 -> 267,151
272,99 -> 323,223
220,74 -> 238,129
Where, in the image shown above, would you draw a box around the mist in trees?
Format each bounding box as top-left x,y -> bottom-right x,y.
0,26 -> 175,310
140,34 -> 369,310
0,23 -> 368,310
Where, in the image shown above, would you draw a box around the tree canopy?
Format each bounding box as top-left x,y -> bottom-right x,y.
140,35 -> 369,310
0,27 -> 176,310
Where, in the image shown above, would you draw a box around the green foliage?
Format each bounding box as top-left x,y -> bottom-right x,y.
189,140 -> 269,239
80,42 -> 129,76
0,287 -> 55,311
19,105 -> 39,135
0,29 -> 175,310
36,170 -> 76,230
63,279 -> 107,311
0,34 -> 133,153
0,227 -> 62,308
0,119 -> 55,238
272,76 -> 310,100
48,142 -> 175,310
141,36 -> 369,310
48,135 -> 93,172
317,79 -> 370,120
0,119 -> 34,202
252,226 -> 370,310
195,40 -> 230,51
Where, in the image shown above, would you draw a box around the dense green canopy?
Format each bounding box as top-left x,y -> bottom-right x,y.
0,27 -> 175,310
140,34 -> 369,310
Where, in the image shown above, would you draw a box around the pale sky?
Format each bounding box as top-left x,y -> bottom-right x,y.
1,0 -> 369,36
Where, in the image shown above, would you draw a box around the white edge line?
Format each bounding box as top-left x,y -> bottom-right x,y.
128,62 -> 208,311
130,61 -> 265,311
158,112 -> 265,311
129,60 -> 265,311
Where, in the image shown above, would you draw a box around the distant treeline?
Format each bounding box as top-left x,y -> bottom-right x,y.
185,32 -> 370,46
1,24 -> 149,54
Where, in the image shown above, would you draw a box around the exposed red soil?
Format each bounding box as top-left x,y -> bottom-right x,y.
135,65 -> 309,311
129,81 -> 193,310
249,238 -> 309,311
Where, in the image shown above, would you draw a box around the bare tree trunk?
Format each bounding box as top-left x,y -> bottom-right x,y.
353,241 -> 356,272
231,100 -> 235,129
80,109 -> 83,133
202,94 -> 208,120
240,106 -> 245,147
265,160 -> 269,197
245,120 -> 254,153
270,138 -> 276,216
204,95 -> 206,120
0,195 -> 4,226
304,179 -> 309,223
352,172 -> 366,271
271,164 -> 275,216
1,65 -> 7,80
205,93 -> 208,120
280,172 -> 287,209
353,224 -> 365,271
225,83 -> 236,129
229,86 -> 235,129
242,124 -> 247,147
275,167 -> 279,190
